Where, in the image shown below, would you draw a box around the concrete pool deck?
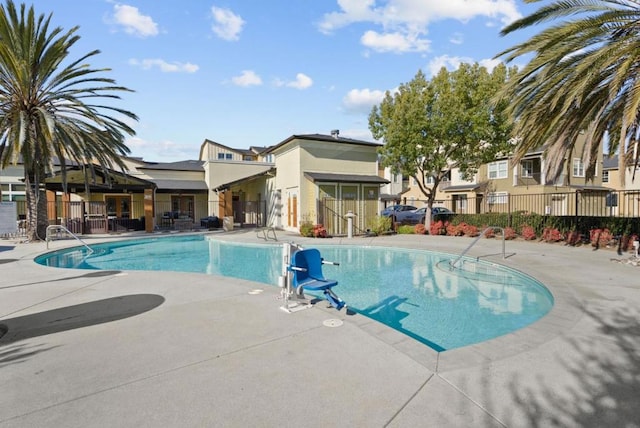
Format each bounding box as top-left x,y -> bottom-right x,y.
1,230 -> 639,427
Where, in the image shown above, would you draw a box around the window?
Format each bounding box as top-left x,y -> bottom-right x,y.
606,192 -> 618,207
217,153 -> 225,159
487,192 -> 508,204
225,153 -> 233,160
488,161 -> 508,179
602,170 -> 609,183
573,158 -> 585,177
392,174 -> 399,183
425,175 -> 434,185
521,160 -> 534,178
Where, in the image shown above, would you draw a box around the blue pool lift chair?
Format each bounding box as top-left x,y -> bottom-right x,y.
289,248 -> 345,310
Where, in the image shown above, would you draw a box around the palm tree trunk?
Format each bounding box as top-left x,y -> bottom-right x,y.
24,171 -> 49,241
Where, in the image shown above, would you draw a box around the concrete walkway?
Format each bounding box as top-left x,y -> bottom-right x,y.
1,230 -> 639,427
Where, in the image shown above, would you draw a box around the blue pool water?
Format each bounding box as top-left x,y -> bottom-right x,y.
36,235 -> 554,351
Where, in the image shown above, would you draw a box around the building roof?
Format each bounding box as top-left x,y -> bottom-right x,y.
146,179 -> 209,191
136,160 -> 205,171
304,172 -> 389,184
213,167 -> 276,192
569,184 -> 612,192
442,183 -> 482,192
265,133 -> 382,154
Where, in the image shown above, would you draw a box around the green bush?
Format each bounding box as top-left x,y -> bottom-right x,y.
367,215 -> 392,235
396,225 -> 415,234
299,221 -> 314,237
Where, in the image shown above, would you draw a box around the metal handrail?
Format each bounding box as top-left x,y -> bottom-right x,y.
46,225 -> 94,253
450,226 -> 505,269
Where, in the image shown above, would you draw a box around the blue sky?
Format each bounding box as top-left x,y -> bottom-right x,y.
25,0 -> 541,162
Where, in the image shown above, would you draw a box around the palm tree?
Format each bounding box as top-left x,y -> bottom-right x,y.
496,0 -> 640,184
0,1 -> 137,241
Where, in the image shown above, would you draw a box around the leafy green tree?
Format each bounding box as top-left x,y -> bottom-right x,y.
496,0 -> 640,185
369,63 -> 514,229
0,1 -> 137,241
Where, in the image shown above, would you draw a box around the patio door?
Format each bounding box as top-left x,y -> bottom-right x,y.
105,195 -> 131,218
171,195 -> 194,219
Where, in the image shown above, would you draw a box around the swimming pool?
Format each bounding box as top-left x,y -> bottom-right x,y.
36,235 -> 554,351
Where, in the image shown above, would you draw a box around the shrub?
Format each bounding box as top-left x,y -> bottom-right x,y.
619,234 -> 639,252
396,225 -> 415,234
414,223 -> 427,235
462,223 -> 479,237
299,221 -> 314,237
521,225 -> 537,240
565,230 -> 582,246
482,226 -> 495,238
503,227 -> 517,240
313,224 -> 327,238
590,228 -> 614,248
368,215 -> 392,235
446,222 -> 465,236
542,227 -> 563,243
430,220 -> 447,235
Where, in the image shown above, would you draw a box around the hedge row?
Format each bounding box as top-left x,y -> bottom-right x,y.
447,213 -> 640,237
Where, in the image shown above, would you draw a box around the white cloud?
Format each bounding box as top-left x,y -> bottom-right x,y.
129,58 -> 199,73
231,70 -> 263,87
427,55 -> 503,76
342,88 -> 386,114
478,58 -> 502,72
361,30 -> 430,53
318,0 -> 522,54
275,73 -> 313,90
427,54 -> 469,76
449,32 -> 463,45
111,4 -> 158,37
211,6 -> 245,41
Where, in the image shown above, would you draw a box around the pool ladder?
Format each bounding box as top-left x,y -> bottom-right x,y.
449,226 -> 506,269
46,225 -> 94,254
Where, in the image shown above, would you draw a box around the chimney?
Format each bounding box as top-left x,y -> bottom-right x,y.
330,129 -> 340,139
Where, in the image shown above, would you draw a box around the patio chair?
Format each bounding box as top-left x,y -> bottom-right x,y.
289,248 -> 345,310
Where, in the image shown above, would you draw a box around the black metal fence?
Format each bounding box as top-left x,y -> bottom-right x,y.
412,190 -> 640,218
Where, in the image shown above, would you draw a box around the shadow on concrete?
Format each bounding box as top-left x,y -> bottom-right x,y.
0,294 -> 165,348
0,270 -> 122,290
507,305 -> 640,427
0,342 -> 60,368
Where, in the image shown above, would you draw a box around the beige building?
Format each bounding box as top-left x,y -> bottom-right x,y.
263,132 -> 386,234
399,133 -> 611,217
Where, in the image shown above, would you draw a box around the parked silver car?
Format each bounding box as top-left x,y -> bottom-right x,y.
380,204 -> 417,222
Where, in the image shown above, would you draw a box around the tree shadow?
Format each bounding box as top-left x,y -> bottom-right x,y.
507,305 -> 640,427
0,342 -> 60,368
0,294 -> 165,351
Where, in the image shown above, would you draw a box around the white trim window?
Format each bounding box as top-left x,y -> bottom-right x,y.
487,192 -> 508,204
488,160 -> 508,179
573,158 -> 585,177
602,170 -> 609,183
521,160 -> 534,178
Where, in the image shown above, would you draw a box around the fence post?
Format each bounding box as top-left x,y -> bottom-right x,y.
574,191 -> 579,232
